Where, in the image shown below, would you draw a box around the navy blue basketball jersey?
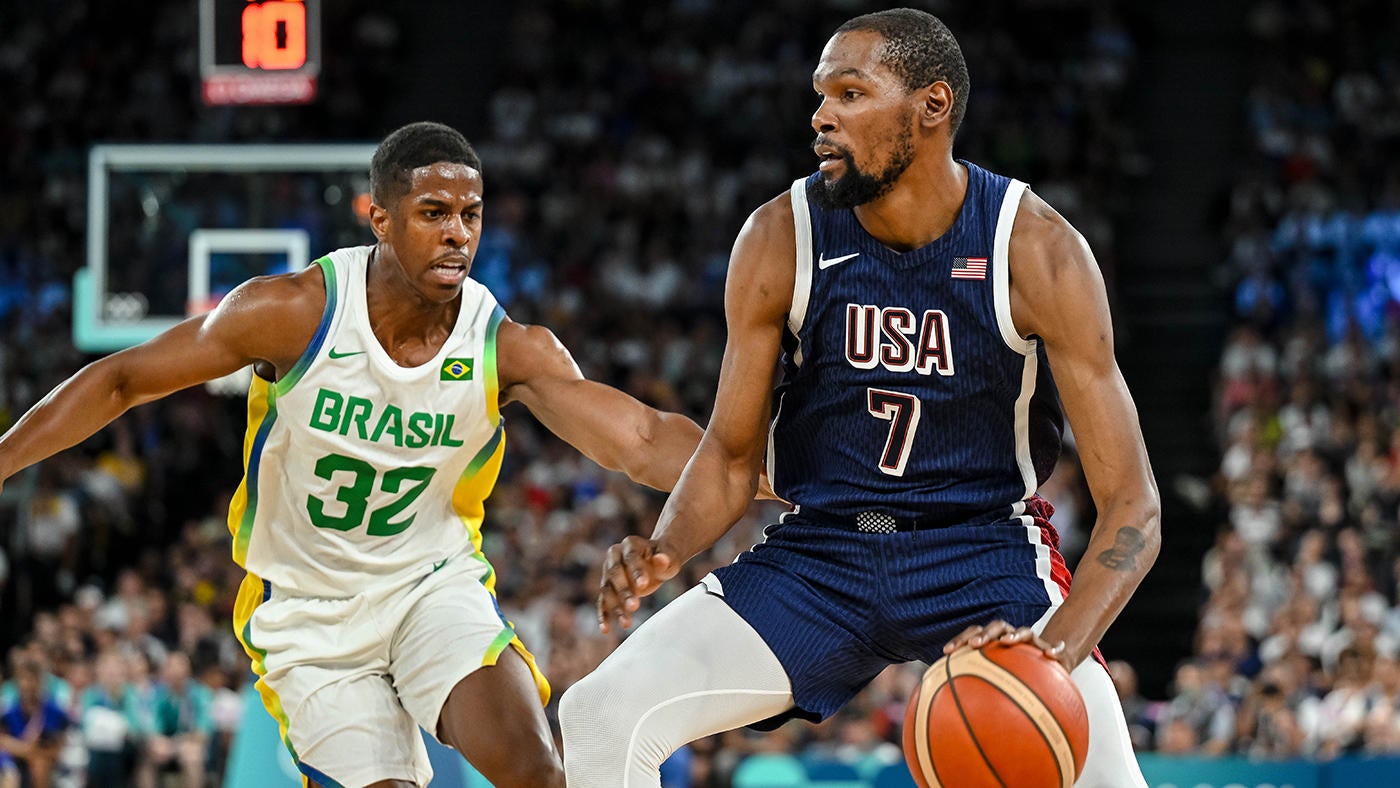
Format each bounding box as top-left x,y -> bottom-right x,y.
768,162 -> 1064,522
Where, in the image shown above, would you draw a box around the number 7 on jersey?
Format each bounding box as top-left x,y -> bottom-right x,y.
867,388 -> 921,476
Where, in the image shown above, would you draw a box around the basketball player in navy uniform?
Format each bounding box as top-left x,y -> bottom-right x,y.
563,9 -> 1154,787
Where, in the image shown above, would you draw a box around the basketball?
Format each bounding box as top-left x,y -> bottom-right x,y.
902,641 -> 1089,788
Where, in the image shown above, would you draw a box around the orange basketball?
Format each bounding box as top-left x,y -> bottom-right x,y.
902,641 -> 1089,788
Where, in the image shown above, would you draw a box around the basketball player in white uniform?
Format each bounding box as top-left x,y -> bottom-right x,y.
0,121 -> 710,788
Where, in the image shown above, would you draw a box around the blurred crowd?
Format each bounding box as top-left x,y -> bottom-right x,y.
1129,0 -> 1400,761
0,0 -> 1141,785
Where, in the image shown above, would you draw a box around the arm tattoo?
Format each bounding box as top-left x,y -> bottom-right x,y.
1096,527 -> 1146,571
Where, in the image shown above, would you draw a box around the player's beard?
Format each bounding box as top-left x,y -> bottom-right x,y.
812,125 -> 916,211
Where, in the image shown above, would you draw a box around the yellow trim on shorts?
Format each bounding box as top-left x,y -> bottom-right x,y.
232,573 -> 302,768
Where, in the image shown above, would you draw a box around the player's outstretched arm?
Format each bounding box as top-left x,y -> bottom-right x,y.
596,193 -> 795,631
0,271 -> 322,489
948,190 -> 1161,669
496,320 -> 704,493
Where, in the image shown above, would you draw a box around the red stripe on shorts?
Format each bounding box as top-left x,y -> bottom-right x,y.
1026,494 -> 1109,671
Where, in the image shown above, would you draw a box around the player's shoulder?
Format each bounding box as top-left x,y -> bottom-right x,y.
495,317 -> 573,394
188,263 -> 328,372
496,317 -> 553,350
496,318 -> 566,366
211,263 -> 328,344
226,264 -> 327,319
734,188 -> 798,259
751,187 -> 796,225
1009,188 -> 1093,275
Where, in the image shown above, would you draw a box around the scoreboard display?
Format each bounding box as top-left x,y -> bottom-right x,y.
199,0 -> 320,105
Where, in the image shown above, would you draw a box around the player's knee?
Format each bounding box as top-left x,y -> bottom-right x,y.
563,666 -> 688,772
464,730 -> 564,788
488,755 -> 564,788
560,667 -> 647,763
559,670 -> 609,740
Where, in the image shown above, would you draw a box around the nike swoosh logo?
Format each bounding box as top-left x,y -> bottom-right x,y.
432,558 -> 448,572
328,347 -> 365,359
818,251 -> 860,269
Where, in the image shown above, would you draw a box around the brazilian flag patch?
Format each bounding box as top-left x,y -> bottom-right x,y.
441,357 -> 473,381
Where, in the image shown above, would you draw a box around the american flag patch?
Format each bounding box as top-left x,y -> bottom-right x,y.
951,256 -> 988,280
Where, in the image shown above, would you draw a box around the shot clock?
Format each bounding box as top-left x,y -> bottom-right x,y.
199,0 -> 320,105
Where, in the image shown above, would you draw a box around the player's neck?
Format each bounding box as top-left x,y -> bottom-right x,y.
366,291 -> 461,366
365,246 -> 462,365
852,157 -> 967,252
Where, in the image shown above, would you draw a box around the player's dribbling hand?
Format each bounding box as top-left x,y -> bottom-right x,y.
942,620 -> 1071,671
597,535 -> 681,633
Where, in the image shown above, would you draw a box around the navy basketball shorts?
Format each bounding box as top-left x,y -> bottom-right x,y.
707,497 -> 1074,725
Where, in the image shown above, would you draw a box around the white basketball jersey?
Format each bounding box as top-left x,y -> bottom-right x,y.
227,245 -> 507,598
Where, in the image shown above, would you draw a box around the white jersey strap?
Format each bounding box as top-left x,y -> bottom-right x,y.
992,179 -> 1033,354
787,178 -> 813,366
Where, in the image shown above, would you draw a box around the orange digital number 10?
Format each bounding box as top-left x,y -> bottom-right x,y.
241,1 -> 307,70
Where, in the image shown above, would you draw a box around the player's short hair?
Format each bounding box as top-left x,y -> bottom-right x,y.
370,121 -> 482,207
836,8 -> 970,135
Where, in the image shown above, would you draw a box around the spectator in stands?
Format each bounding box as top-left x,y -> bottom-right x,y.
15,467 -> 81,610
1108,659 -> 1156,750
1314,646 -> 1373,757
1237,662 -> 1308,758
137,651 -> 211,788
1229,472 -> 1283,550
1361,652 -> 1400,753
1,643 -> 72,723
123,651 -> 161,771
1161,660 -> 1236,755
78,651 -> 140,785
0,657 -> 69,787
193,653 -> 240,785
1153,718 -> 1201,755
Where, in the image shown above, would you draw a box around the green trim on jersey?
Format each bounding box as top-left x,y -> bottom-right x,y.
463,424 -> 504,478
484,303 -> 505,427
274,256 -> 337,398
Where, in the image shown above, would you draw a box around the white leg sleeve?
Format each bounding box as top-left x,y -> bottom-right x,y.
560,584 -> 795,788
1072,659 -> 1148,788
1033,606 -> 1148,787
